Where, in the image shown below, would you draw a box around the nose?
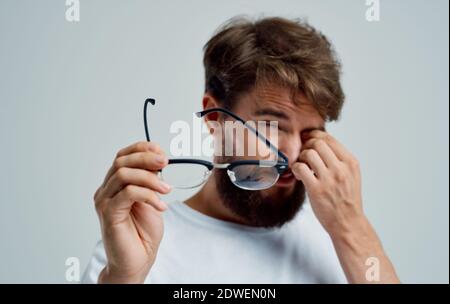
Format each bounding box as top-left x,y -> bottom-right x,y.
278,134 -> 302,166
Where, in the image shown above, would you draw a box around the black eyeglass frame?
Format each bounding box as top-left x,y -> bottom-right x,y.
143,98 -> 289,180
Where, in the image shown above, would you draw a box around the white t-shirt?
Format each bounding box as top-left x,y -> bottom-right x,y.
82,200 -> 347,283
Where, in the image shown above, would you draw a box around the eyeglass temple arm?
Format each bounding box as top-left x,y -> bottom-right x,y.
196,108 -> 289,163
144,98 -> 156,142
144,101 -> 289,163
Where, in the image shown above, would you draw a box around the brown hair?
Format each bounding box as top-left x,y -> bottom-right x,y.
203,16 -> 344,121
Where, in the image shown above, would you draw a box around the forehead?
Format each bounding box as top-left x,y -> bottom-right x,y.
234,85 -> 325,126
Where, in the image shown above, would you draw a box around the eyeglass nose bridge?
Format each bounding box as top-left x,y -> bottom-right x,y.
213,163 -> 230,169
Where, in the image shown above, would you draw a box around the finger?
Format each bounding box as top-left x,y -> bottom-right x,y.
299,149 -> 327,178
115,151 -> 168,171
103,151 -> 168,187
303,138 -> 341,168
110,184 -> 168,212
102,167 -> 171,198
291,162 -> 317,189
305,130 -> 352,161
116,141 -> 163,158
102,142 -> 164,185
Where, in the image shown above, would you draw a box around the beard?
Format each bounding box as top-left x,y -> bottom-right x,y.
214,158 -> 306,228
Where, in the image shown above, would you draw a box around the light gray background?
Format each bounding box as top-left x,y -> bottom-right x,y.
0,0 -> 448,283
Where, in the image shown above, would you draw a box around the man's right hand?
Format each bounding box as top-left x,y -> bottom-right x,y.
93,141 -> 171,283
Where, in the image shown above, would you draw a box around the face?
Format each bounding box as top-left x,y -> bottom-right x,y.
212,85 -> 325,227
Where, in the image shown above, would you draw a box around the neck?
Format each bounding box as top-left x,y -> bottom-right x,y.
184,173 -> 248,225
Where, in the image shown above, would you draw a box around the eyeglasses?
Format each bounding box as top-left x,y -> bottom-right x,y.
144,98 -> 289,191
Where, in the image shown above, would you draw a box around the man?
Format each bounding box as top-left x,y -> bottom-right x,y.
82,16 -> 399,284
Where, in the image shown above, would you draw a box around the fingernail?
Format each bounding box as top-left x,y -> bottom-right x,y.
160,181 -> 171,191
155,155 -> 167,164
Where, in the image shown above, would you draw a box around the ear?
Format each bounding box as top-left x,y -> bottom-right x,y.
202,93 -> 221,133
